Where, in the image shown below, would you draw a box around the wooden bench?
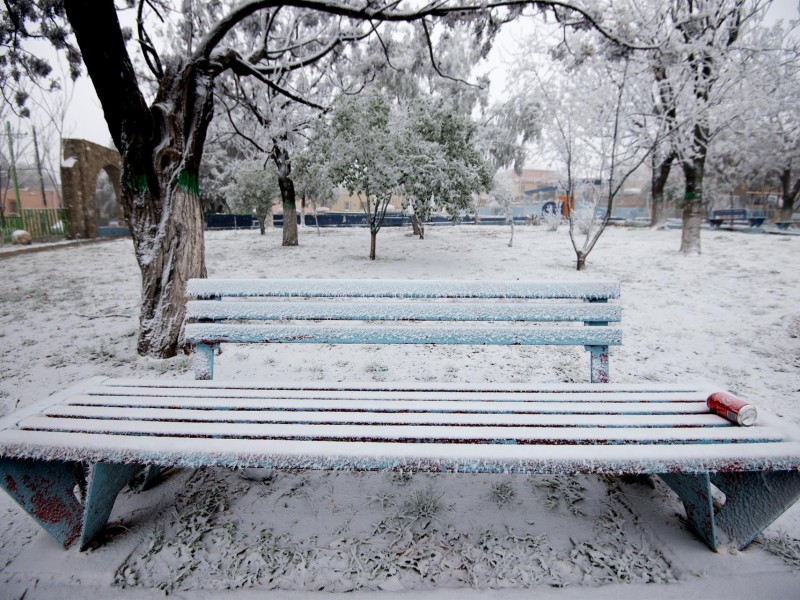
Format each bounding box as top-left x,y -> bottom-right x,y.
1,279 -> 799,555
709,209 -> 765,228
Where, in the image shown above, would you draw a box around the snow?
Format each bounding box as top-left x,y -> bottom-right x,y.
1,225 -> 800,597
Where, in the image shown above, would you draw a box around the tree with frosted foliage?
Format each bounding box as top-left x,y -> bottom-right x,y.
223,164 -> 280,235
318,91 -> 399,260
491,170 -> 516,246
396,98 -> 492,239
706,17 -> 800,221
516,46 -> 654,269
8,1 -> 646,357
293,146 -> 337,235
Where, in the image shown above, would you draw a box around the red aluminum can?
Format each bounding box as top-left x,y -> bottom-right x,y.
707,392 -> 757,426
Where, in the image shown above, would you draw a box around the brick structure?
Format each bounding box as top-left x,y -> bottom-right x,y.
60,139 -> 122,239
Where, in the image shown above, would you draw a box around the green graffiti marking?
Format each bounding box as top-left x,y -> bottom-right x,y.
176,171 -> 200,196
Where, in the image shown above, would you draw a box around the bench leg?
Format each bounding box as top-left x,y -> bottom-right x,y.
0,458 -> 86,548
710,471 -> 800,549
586,345 -> 609,383
194,343 -> 214,380
80,462 -> 145,549
658,472 -> 717,549
0,458 -> 144,549
140,465 -> 164,491
658,470 -> 800,551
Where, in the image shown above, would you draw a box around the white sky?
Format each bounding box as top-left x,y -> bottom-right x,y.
14,1 -> 800,158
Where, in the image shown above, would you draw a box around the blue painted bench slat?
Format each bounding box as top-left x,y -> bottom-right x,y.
185,278 -> 620,383
1,280 -> 799,555
186,300 -> 622,323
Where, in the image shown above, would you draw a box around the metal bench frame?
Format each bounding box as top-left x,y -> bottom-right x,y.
1,279 -> 799,553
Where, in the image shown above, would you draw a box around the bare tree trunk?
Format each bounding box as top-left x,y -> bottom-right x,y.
508,220 -> 514,247
369,228 -> 377,260
779,167 -> 800,221
412,213 -> 423,238
651,151 -> 673,229
680,159 -> 705,254
576,251 -> 586,271
273,144 -> 298,246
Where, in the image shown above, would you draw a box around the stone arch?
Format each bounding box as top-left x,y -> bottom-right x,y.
61,139 -> 123,239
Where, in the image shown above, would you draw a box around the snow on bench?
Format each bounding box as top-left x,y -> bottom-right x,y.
1,279 -> 799,555
708,209 -> 765,228
185,278 -> 622,383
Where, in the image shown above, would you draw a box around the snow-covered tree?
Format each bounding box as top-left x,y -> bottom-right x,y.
707,16 -> 800,220
514,40 -> 655,269
491,171 -> 516,246
10,1 -> 649,357
294,146 -> 337,235
397,98 -> 491,239
319,91 -> 399,260
223,164 -> 280,235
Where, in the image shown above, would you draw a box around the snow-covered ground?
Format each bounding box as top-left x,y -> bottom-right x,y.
1,224 -> 799,598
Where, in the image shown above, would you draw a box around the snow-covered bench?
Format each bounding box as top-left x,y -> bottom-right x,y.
1,278 -> 799,555
709,209 -> 765,228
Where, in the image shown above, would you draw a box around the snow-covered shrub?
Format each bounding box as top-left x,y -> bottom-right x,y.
11,230 -> 32,245
541,207 -> 563,231
572,204 -> 597,235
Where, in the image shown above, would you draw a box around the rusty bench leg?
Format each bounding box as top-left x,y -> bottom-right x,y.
0,458 -> 86,548
585,345 -> 609,383
659,470 -> 800,551
0,458 -> 144,549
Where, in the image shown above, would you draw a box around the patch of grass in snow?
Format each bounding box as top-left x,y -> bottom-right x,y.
395,485 -> 450,531
568,504 -> 675,585
533,475 -> 587,516
760,531 -> 800,568
365,361 -> 389,381
490,480 -> 517,507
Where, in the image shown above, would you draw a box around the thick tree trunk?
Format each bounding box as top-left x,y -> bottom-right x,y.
66,0 -> 215,358
651,152 -> 673,229
680,159 -> 705,254
273,145 -> 298,246
134,181 -> 207,357
779,168 -> 799,221
576,251 -> 586,271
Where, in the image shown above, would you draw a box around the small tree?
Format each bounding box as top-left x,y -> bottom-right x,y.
397,99 -> 491,239
491,171 -> 516,246
321,92 -> 399,260
294,148 -> 337,236
223,165 -> 280,235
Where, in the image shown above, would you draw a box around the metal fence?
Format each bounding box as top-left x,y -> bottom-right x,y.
1,208 -> 69,244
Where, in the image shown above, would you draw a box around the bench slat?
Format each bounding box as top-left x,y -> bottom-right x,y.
55,394 -> 712,414
82,386 -> 707,403
186,300 -> 622,323
184,323 -> 622,346
186,278 -> 621,300
18,416 -> 785,444
2,429 -> 798,474
101,379 -> 703,394
43,405 -> 730,428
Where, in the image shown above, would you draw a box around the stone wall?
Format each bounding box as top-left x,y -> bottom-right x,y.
61,139 -> 123,239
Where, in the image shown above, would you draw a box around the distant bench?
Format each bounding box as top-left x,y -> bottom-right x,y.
1,279 -> 799,554
709,209 -> 765,228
